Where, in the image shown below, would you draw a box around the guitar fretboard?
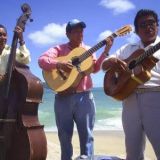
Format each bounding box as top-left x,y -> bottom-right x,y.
135,41 -> 160,66
78,33 -> 117,63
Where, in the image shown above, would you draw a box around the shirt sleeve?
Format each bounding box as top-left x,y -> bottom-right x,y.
92,43 -> 130,73
101,43 -> 139,72
102,43 -> 131,66
16,44 -> 31,64
101,45 -> 127,72
92,52 -> 106,73
38,46 -> 59,71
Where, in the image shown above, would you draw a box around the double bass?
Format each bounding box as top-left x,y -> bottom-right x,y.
0,3 -> 47,160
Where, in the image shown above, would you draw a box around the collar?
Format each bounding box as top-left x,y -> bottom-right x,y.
4,44 -> 10,50
139,36 -> 160,49
0,44 -> 10,56
67,42 -> 84,50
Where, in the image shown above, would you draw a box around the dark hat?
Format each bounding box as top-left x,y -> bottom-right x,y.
66,19 -> 86,32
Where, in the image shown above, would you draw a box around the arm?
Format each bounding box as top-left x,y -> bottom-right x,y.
93,37 -> 113,73
102,44 -> 129,72
38,47 -> 60,71
15,26 -> 31,64
16,44 -> 31,64
102,57 -> 127,72
38,44 -> 73,72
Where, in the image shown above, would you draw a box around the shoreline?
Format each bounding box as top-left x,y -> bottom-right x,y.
45,130 -> 156,160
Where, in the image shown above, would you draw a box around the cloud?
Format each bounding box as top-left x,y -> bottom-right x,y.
97,25 -> 139,44
126,32 -> 139,43
124,25 -> 139,43
28,23 -> 67,46
97,26 -> 132,41
99,0 -> 135,15
97,30 -> 112,41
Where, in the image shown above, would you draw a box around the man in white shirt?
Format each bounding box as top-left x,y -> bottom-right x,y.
102,9 -> 160,160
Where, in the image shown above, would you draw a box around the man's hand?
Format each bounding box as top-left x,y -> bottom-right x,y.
56,61 -> 73,73
102,57 -> 128,72
0,74 -> 6,82
15,26 -> 25,45
103,37 -> 114,56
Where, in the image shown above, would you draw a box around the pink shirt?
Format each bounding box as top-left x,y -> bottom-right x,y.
38,42 -> 106,91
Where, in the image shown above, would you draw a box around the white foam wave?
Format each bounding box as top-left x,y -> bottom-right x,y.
95,117 -> 123,130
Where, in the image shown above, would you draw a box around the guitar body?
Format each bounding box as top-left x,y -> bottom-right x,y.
43,47 -> 94,92
104,49 -> 159,100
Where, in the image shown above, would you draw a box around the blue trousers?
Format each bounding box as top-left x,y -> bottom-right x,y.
54,91 -> 96,160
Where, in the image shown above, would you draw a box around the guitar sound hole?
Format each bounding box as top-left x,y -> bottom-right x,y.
72,57 -> 80,66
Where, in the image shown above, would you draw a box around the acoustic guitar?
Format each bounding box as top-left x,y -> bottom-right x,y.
103,41 -> 160,101
43,25 -> 132,93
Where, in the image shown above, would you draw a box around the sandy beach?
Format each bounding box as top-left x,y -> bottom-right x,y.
45,130 -> 156,160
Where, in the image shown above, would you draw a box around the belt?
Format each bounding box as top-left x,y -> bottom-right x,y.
57,89 -> 85,96
135,87 -> 160,93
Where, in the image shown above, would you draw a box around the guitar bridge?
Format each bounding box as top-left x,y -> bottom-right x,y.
57,69 -> 67,80
76,65 -> 82,73
114,72 -> 118,84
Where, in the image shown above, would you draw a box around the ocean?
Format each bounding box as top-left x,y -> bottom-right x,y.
38,87 -> 123,131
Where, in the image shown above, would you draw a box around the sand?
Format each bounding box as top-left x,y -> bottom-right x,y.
45,130 -> 156,160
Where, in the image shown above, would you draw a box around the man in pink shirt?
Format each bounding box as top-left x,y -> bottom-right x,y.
38,19 -> 113,160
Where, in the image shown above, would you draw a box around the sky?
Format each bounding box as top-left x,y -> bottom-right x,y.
0,0 -> 160,87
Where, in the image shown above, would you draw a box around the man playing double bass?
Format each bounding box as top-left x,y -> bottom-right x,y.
0,24 -> 31,159
102,9 -> 160,160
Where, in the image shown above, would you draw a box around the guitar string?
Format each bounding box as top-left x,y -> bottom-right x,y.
78,33 -> 118,63
134,42 -> 160,66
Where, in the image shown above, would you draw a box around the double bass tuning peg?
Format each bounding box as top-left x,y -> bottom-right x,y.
29,18 -> 33,23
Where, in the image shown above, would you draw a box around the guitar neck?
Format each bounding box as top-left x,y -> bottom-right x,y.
79,33 -> 117,62
135,41 -> 160,66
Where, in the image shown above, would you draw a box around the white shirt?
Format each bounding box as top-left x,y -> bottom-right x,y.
0,44 -> 31,75
106,36 -> 160,88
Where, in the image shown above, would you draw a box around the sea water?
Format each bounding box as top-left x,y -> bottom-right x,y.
38,87 -> 123,131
